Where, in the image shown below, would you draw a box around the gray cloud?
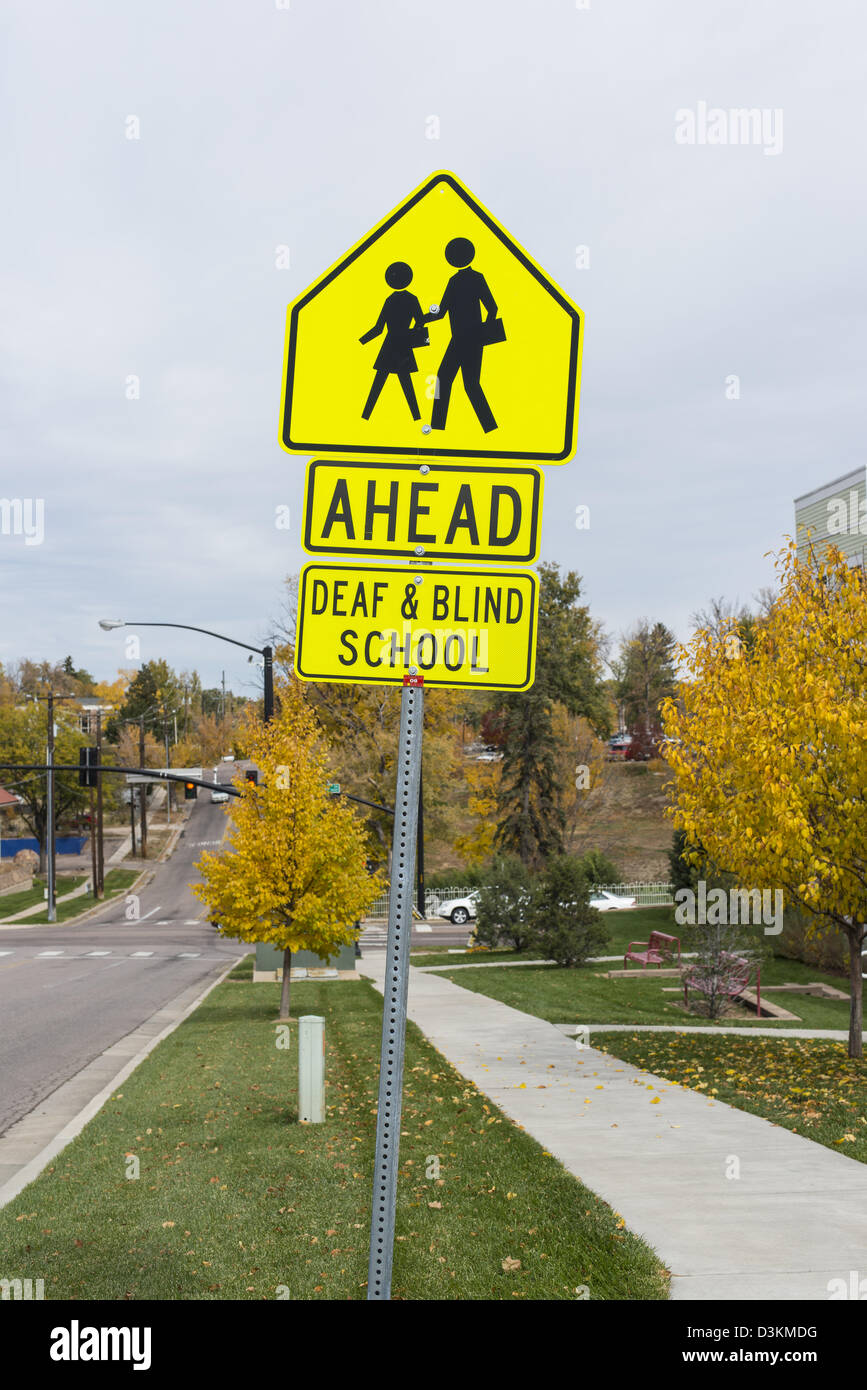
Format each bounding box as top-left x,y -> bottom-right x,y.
1,0 -> 863,684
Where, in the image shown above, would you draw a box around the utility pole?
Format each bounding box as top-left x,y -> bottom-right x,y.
89,781 -> 98,892
139,716 -> 148,859
164,713 -> 171,826
46,694 -> 56,922
220,670 -> 226,723
95,710 -> 105,898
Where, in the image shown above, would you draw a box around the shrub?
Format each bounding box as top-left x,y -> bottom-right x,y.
573,849 -> 622,886
425,865 -> 486,891
474,855 -> 536,951
530,855 -> 610,967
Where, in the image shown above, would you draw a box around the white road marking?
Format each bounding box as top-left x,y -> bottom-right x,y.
138,906 -> 162,921
0,950 -> 14,956
415,925 -> 432,932
184,919 -> 201,925
38,950 -> 64,956
86,950 -> 112,956
177,952 -> 201,958
130,951 -> 154,957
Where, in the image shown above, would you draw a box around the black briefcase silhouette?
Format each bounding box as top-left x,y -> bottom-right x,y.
479,316 -> 506,346
408,326 -> 430,347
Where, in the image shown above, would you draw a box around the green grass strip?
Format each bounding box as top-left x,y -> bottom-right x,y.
0,969 -> 667,1301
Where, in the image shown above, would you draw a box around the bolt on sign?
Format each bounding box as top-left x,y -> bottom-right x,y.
293,564 -> 538,690
279,170 -> 584,464
302,459 -> 543,563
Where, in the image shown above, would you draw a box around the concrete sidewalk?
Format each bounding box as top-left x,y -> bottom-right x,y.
359,955 -> 867,1301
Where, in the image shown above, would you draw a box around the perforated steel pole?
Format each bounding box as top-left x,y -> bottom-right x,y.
367,672 -> 424,1300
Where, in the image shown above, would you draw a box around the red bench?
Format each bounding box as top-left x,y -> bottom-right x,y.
624,930 -> 681,971
683,953 -> 761,1015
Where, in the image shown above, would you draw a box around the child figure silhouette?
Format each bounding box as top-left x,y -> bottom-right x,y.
360,262 -> 428,422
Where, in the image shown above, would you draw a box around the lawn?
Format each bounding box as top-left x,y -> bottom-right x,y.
592,1032 -> 867,1163
410,947 -> 555,967
428,951 -> 853,1030
13,868 -> 142,925
0,875 -> 87,919
0,967 -> 668,1301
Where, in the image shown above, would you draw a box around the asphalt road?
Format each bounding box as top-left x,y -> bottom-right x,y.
0,782 -> 245,1138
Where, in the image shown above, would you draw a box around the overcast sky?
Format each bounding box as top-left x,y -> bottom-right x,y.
2,0 -> 864,694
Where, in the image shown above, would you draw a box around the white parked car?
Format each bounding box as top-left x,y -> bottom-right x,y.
211,790 -> 230,803
437,891 -> 480,925
589,890 -> 637,912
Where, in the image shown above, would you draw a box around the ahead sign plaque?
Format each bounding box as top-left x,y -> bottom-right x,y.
302,459 -> 542,563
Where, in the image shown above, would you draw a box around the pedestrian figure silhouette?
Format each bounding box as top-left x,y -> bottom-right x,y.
427,237 -> 500,433
360,262 -> 428,421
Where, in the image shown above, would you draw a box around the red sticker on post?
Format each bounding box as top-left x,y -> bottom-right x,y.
403,674 -> 424,687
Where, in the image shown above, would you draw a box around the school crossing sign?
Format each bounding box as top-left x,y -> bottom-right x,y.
279,170 -> 584,464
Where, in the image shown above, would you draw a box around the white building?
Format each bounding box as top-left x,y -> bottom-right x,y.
794,466 -> 866,570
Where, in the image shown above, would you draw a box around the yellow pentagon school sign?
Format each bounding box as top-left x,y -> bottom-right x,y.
280,171 -> 584,463
294,563 -> 538,690
303,460 -> 543,564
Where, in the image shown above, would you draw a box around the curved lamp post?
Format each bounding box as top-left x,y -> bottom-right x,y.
98,620 -> 274,722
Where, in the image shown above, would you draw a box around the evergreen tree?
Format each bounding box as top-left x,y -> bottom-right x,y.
494,563 -> 608,868
613,619 -> 677,734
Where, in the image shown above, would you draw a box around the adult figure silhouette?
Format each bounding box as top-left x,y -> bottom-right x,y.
359,261 -> 427,421
428,237 -> 498,433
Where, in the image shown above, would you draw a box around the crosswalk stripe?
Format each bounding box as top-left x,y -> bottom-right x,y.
86,950 -> 111,956
131,951 -> 154,957
177,952 -> 201,958
38,950 -> 64,956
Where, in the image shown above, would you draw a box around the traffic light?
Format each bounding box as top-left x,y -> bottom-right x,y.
78,747 -> 98,787
184,781 -> 197,801
245,769 -> 258,785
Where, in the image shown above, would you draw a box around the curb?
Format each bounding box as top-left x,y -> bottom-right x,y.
0,954 -> 241,1210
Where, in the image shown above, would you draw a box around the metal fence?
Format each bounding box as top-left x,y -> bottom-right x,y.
593,882 -> 676,907
366,881 -> 675,919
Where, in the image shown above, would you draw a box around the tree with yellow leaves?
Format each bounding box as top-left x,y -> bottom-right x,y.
662,541 -> 867,1057
193,684 -> 380,1020
453,756 -> 501,865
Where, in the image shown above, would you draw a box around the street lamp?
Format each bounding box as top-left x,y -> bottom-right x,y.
98,620 -> 274,722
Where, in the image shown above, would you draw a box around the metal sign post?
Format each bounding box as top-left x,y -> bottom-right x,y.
367,672 -> 424,1300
